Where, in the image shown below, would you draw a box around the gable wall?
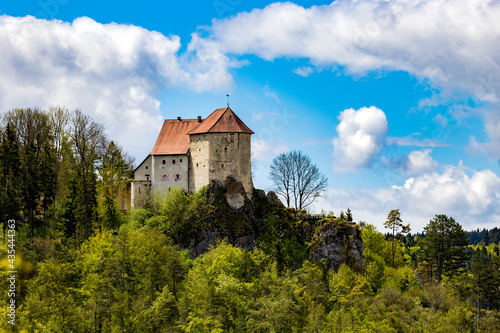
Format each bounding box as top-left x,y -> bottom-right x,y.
151,154 -> 189,194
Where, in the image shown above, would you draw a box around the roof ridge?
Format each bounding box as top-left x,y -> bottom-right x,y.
206,107 -> 228,133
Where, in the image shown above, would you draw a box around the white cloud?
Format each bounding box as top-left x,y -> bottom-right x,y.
386,136 -> 447,147
384,149 -> 438,176
0,15 -> 235,160
405,149 -> 438,175
293,66 -> 314,77
312,163 -> 500,231
262,82 -> 280,103
484,111 -> 500,158
207,0 -> 500,102
333,106 -> 388,171
252,138 -> 288,161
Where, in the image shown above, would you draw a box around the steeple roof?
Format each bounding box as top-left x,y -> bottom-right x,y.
187,107 -> 254,135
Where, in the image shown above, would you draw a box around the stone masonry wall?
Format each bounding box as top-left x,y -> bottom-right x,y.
189,132 -> 253,197
188,134 -> 210,192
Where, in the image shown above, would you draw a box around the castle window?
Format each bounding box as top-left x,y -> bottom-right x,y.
180,158 -> 183,163
224,147 -> 227,152
172,159 -> 177,164
160,174 -> 169,181
230,134 -> 234,142
196,163 -> 198,167
145,165 -> 148,170
145,174 -> 150,181
221,164 -> 224,168
173,174 -> 181,181
161,160 -> 167,165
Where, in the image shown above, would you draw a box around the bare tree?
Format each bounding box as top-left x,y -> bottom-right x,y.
269,150 -> 327,210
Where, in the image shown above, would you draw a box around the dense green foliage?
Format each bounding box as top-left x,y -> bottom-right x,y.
0,108 -> 133,245
2,109 -> 500,332
2,217 -> 500,332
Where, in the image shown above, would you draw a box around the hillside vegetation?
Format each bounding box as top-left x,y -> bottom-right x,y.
1,108 -> 500,332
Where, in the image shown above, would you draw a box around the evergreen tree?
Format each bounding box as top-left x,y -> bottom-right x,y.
419,214 -> 469,283
0,122 -> 22,237
384,209 -> 410,267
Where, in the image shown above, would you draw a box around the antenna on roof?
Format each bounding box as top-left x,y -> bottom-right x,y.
226,94 -> 229,107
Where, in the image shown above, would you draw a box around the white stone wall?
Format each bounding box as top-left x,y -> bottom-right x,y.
134,155 -> 152,181
151,154 -> 189,193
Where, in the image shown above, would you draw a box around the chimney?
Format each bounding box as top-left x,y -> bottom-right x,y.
177,116 -> 181,121
197,116 -> 202,123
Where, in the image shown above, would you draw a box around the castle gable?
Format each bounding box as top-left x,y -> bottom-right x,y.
151,118 -> 203,155
187,107 -> 254,135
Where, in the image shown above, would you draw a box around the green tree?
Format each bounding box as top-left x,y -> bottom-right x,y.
65,110 -> 104,242
97,140 -> 133,230
4,108 -> 58,242
468,247 -> 500,329
0,123 -> 21,238
419,215 -> 468,283
384,209 -> 410,267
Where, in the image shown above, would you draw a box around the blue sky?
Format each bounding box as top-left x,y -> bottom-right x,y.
1,0 -> 500,231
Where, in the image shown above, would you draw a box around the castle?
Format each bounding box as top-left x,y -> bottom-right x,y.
131,107 -> 254,209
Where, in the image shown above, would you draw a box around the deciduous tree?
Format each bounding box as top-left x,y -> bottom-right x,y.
269,150 -> 327,210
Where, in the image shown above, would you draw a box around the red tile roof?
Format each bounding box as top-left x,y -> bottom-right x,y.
150,107 -> 253,156
150,119 -> 202,155
187,107 -> 254,135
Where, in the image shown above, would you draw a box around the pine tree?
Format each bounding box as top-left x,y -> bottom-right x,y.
419,214 -> 469,283
384,209 -> 410,267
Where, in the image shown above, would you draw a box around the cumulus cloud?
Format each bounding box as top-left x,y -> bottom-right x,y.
312,163 -> 500,231
333,106 -> 388,171
384,149 -> 438,176
0,15 -> 235,160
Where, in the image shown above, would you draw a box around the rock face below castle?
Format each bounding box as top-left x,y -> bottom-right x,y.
183,181 -> 365,273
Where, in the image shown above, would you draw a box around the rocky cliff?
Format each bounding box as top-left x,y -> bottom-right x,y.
310,219 -> 366,272
183,177 -> 365,272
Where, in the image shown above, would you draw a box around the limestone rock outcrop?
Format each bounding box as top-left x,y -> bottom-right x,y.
310,219 -> 366,272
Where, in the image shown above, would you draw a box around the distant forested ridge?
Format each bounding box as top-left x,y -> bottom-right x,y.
1,108 -> 500,332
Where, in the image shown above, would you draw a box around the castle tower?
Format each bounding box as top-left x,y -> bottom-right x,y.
188,107 -> 254,198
